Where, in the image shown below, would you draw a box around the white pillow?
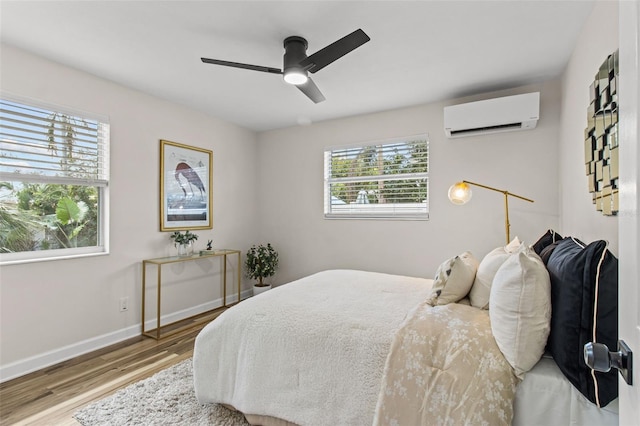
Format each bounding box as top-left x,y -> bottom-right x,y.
489,247 -> 551,379
469,236 -> 522,309
426,251 -> 479,306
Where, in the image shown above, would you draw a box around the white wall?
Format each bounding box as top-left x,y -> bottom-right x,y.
0,45 -> 259,379
257,82 -> 562,285
559,0 -> 619,252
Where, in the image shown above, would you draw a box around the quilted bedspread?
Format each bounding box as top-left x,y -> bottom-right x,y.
193,269 -> 434,426
374,302 -> 519,426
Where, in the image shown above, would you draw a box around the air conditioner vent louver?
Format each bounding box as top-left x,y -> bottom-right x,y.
449,122 -> 523,137
444,92 -> 540,138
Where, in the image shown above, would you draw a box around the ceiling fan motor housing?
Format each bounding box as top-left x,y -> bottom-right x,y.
283,36 -> 309,80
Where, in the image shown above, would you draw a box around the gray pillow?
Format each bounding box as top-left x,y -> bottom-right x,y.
427,251 -> 479,306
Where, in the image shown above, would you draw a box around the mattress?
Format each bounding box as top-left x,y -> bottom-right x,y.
513,354 -> 619,426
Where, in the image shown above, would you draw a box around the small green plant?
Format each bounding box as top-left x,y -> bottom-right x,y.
41,196 -> 90,249
245,243 -> 279,287
169,230 -> 198,247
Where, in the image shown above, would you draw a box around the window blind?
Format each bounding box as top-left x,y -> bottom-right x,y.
0,100 -> 109,185
324,135 -> 429,219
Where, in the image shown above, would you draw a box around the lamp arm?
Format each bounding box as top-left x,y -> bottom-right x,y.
504,192 -> 510,244
461,180 -> 534,244
462,180 -> 534,203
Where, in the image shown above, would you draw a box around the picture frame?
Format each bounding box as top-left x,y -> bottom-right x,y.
160,139 -> 213,231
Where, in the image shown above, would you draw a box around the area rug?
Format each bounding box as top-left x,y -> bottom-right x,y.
74,358 -> 250,425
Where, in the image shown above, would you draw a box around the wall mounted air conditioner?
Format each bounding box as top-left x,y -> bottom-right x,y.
444,92 -> 540,138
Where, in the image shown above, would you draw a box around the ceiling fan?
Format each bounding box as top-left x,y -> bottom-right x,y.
201,29 -> 370,103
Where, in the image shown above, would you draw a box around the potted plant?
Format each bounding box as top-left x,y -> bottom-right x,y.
170,230 -> 198,256
245,243 -> 279,296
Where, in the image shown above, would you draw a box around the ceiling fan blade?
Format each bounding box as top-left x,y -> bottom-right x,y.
299,29 -> 370,74
201,57 -> 283,75
296,78 -> 326,103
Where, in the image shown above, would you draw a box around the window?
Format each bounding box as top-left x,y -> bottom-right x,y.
0,97 -> 110,264
324,135 -> 429,220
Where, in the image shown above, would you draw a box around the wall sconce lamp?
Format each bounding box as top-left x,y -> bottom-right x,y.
448,180 -> 534,244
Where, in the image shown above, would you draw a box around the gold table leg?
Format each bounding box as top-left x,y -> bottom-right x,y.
141,261 -> 147,335
237,251 -> 241,304
223,254 -> 227,307
156,265 -> 162,340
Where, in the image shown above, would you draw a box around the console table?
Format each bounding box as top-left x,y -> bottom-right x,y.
141,249 -> 241,340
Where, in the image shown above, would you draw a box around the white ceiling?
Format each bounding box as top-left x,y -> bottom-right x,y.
0,0 -> 594,132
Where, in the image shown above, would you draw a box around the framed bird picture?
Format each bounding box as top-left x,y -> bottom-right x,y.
159,139 -> 213,231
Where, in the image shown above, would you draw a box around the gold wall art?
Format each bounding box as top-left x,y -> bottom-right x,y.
160,139 -> 213,231
584,50 -> 619,216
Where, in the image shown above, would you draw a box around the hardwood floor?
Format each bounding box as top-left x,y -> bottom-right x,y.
0,308 -> 226,426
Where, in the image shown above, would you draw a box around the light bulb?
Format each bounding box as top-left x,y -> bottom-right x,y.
448,182 -> 472,205
283,70 -> 308,85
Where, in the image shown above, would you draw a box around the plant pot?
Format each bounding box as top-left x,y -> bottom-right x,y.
252,284 -> 272,296
177,242 -> 193,256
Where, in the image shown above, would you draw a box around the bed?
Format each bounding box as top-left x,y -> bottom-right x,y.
193,234 -> 619,425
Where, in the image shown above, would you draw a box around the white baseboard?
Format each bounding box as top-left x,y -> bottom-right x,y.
0,290 -> 251,383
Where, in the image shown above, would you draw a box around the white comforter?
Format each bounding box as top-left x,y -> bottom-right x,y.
193,269 -> 433,426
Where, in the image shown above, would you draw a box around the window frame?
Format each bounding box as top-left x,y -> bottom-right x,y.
323,134 -> 429,220
0,93 -> 110,265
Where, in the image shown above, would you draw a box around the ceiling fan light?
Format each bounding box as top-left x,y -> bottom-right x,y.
284,70 -> 308,85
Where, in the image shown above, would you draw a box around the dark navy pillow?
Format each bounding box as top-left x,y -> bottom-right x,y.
545,237 -> 618,407
532,229 -> 563,255
539,241 -> 560,265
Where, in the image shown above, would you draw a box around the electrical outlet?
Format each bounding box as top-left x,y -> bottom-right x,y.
119,297 -> 129,312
